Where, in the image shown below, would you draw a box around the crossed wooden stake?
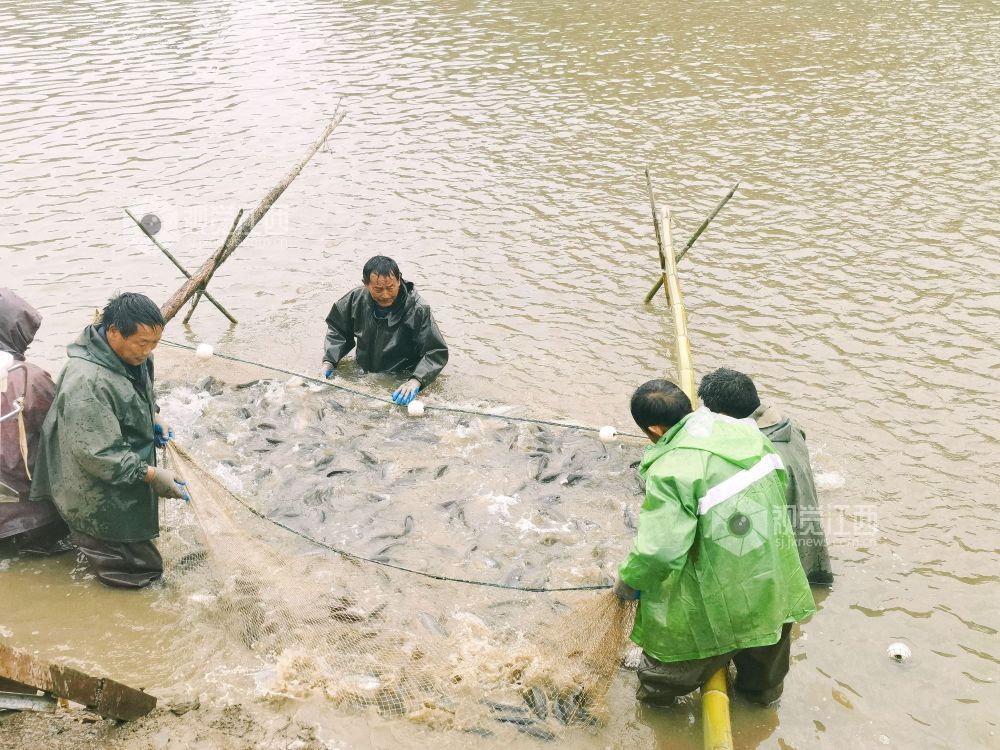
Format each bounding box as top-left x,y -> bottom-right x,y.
125,108 -> 346,326
643,171 -> 740,304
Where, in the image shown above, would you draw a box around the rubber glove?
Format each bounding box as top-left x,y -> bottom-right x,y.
321,361 -> 334,380
148,467 -> 189,501
391,378 -> 421,405
613,574 -> 640,602
153,414 -> 173,447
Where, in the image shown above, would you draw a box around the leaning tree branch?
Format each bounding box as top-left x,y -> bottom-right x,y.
183,208 -> 244,325
159,109 -> 346,323
124,208 -> 238,324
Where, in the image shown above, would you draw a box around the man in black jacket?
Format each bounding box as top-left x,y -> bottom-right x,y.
697,367 -> 834,585
322,256 -> 449,405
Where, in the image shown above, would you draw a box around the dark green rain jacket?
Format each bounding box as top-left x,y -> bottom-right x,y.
30,326 -> 158,542
323,281 -> 449,387
753,404 -> 834,585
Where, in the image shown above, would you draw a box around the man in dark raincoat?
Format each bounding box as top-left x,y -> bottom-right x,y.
30,293 -> 188,588
698,367 -> 834,585
0,288 -> 68,551
322,256 -> 449,405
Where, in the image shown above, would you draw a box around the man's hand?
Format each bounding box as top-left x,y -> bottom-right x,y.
391,378 -> 421,405
154,414 -> 173,447
321,361 -> 334,380
147,467 -> 189,501
614,575 -> 639,602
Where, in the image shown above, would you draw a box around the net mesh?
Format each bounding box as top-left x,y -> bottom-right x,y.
156,360 -> 639,740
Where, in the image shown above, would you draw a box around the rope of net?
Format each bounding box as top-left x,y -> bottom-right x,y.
160,340 -> 645,439
168,442 -> 613,593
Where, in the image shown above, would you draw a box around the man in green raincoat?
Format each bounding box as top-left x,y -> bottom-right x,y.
322,256 -> 448,406
31,293 -> 188,588
698,367 -> 834,585
616,379 -> 815,706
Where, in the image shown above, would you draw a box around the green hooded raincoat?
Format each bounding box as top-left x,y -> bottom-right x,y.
30,326 -> 159,542
620,408 -> 815,664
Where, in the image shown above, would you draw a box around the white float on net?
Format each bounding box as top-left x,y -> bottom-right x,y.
599,425 -> 617,443
886,642 -> 912,662
195,344 -> 214,359
407,399 -> 425,417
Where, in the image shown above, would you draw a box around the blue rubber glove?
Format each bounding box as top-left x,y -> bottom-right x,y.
154,415 -> 173,448
322,361 -> 334,380
148,467 -> 189,502
391,378 -> 421,405
614,575 -> 640,602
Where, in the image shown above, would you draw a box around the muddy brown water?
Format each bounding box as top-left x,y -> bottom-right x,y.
1,1 -> 998,748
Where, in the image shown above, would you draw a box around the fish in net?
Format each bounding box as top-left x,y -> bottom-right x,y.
158,372 -> 640,740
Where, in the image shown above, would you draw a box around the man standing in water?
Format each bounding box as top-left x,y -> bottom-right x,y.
321,256 -> 449,405
31,292 -> 188,588
0,288 -> 68,552
616,379 -> 815,706
697,367 -> 833,585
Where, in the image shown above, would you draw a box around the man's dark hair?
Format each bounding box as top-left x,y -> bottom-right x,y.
630,379 -> 693,431
362,256 -> 401,284
697,367 -> 761,419
100,292 -> 164,337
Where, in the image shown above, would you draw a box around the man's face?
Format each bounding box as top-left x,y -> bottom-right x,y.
107,324 -> 163,366
365,273 -> 401,308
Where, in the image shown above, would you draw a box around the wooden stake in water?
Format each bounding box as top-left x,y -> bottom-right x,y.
645,167 -> 670,304
183,208 -> 245,325
124,207 -> 238,324
643,181 -> 740,304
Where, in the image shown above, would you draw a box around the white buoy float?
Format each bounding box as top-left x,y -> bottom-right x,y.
407,399 -> 425,417
195,344 -> 214,359
886,642 -> 912,662
599,425 -> 617,443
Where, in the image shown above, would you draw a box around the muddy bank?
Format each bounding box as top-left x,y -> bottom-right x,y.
0,698 -> 387,750
0,677 -> 651,750
0,703 -> 302,750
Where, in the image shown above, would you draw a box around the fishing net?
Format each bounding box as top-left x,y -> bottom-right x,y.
156,356 -> 640,740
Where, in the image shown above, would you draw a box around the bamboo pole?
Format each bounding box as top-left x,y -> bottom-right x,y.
656,206 -> 696,400
654,202 -> 732,750
124,208 -> 238,324
182,208 -> 244,325
644,181 -> 740,304
702,668 -> 734,750
160,109 -> 346,322
645,168 -> 669,303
